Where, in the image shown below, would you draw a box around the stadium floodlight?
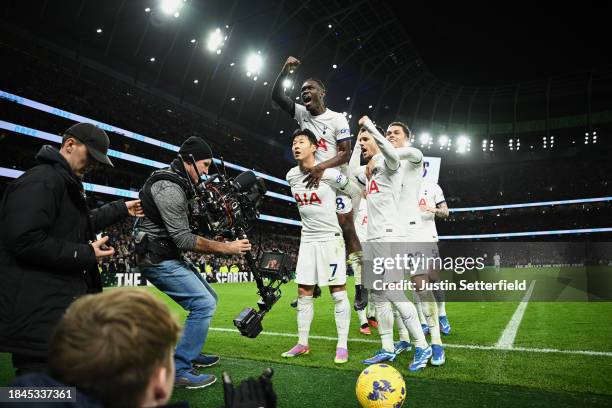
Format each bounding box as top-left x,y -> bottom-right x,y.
173,11 -> 180,18
160,0 -> 182,15
145,7 -> 151,13
438,135 -> 449,146
96,28 -> 102,34
230,97 -> 236,101
279,130 -> 284,134
266,111 -> 270,115
282,78 -> 292,89
207,28 -> 225,53
245,52 -> 264,76
149,57 -> 156,62
230,62 -> 235,66
190,38 -> 196,44
263,81 -> 268,86
457,135 -> 469,147
328,24 -> 333,28
419,133 -> 430,145
193,79 -> 199,84
346,96 -> 351,101
349,114 -> 352,119
332,64 -> 337,69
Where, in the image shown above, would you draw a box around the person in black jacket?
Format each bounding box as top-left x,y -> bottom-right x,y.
0,122 -> 143,375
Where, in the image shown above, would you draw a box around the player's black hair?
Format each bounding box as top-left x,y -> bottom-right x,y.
387,121 -> 411,138
292,128 -> 318,146
304,77 -> 326,92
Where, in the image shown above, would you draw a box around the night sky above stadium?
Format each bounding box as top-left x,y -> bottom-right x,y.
398,1 -> 610,86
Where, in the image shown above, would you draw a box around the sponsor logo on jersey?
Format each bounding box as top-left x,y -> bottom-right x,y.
294,192 -> 322,206
368,179 -> 380,194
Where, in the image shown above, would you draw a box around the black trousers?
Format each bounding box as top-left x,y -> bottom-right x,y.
11,353 -> 48,376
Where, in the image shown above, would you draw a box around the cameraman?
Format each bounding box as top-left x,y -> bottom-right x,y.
134,136 -> 251,389
0,122 -> 142,376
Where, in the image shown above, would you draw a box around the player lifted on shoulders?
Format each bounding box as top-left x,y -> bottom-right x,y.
282,129 -> 361,364
273,56 -> 367,311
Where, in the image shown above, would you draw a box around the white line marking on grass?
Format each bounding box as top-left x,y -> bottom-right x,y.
209,326 -> 612,357
496,280 -> 536,349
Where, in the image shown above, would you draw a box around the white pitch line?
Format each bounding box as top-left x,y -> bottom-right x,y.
496,280 -> 536,349
209,325 -> 612,357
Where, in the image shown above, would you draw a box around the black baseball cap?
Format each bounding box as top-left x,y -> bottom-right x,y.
64,123 -> 114,167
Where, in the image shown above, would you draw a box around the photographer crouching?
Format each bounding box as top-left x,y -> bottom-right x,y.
134,136 -> 251,389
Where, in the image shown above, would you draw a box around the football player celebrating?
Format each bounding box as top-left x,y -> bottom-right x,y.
350,117 -> 432,372
282,129 -> 361,364
378,121 -> 445,366
418,180 -> 450,334
273,57 -> 367,311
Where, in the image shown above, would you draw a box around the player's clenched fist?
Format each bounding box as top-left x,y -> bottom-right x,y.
358,115 -> 370,127
284,56 -> 301,71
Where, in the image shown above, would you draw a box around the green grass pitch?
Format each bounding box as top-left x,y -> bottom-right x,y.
2,268 -> 612,407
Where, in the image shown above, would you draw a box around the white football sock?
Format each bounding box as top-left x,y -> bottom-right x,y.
438,301 -> 447,317
372,292 -> 394,353
348,251 -> 363,285
357,307 -> 368,326
297,295 -> 314,346
393,300 -> 428,349
413,290 -> 427,325
332,290 -> 350,349
393,308 -> 410,342
417,289 -> 442,346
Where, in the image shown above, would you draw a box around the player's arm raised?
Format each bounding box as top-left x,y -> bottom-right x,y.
272,56 -> 300,117
359,116 -> 400,171
395,146 -> 423,166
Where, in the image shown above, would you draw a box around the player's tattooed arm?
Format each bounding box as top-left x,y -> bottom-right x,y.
359,116 -> 400,171
435,202 -> 449,218
303,140 -> 351,189
272,56 -> 300,117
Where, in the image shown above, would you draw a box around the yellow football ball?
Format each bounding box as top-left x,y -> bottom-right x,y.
356,363 -> 406,408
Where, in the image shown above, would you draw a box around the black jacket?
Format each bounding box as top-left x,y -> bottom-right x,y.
0,145 -> 129,357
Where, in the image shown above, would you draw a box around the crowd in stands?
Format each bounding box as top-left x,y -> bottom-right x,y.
96,218 -> 299,287
1,41 -> 611,243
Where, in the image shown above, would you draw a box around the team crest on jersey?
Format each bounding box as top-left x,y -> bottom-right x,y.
294,192 -> 322,205
317,138 -> 328,151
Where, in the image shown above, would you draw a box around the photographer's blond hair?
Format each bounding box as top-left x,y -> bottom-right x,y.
49,289 -> 180,408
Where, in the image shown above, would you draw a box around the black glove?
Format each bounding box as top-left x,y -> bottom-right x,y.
223,368 -> 277,408
354,284 -> 368,311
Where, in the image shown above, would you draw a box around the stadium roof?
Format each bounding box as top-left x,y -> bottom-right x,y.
2,0 -> 611,135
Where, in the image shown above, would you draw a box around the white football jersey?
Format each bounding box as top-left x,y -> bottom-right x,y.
294,104 -> 351,171
397,156 -> 424,239
418,181 -> 446,242
363,153 -> 404,240
287,165 -> 350,243
354,198 -> 368,242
